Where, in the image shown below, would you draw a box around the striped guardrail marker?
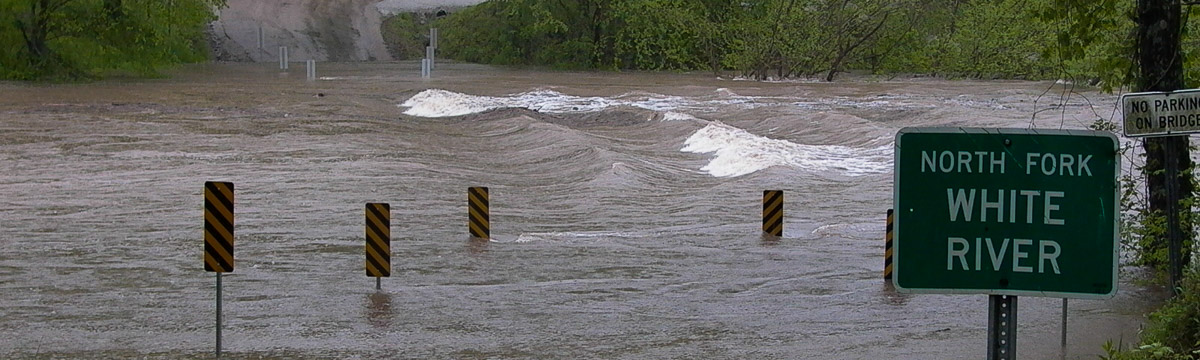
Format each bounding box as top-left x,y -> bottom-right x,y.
204,181 -> 235,273
468,187 -> 490,239
203,181 -> 234,358
763,190 -> 783,236
885,208 -> 894,280
365,203 -> 391,290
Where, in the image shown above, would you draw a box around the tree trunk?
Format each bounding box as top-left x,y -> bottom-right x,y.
19,0 -> 75,68
1137,0 -> 1193,269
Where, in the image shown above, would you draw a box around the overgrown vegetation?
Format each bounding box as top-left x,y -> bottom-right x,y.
0,0 -> 226,81
1100,269 -> 1200,360
381,12 -> 433,60
414,0 -> 1200,84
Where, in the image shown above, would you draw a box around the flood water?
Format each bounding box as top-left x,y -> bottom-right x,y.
0,62 -> 1168,359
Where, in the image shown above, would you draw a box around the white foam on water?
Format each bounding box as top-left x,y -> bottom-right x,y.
400,89 -> 507,117
514,231 -> 641,243
728,76 -> 823,84
713,88 -> 738,97
397,88 -> 940,118
662,112 -> 700,122
399,89 -> 626,117
399,89 -> 775,118
399,89 -> 627,117
681,122 -> 892,178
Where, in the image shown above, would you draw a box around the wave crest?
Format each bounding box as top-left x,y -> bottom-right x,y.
681,122 -> 891,177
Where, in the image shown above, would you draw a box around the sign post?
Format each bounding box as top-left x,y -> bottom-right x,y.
1120,90 -> 1199,293
204,181 -> 235,358
894,128 -> 1119,359
988,295 -> 1017,360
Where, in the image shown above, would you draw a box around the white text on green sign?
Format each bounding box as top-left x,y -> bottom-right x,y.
893,128 -> 1118,299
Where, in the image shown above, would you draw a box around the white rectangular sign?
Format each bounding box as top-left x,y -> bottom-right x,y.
1121,89 -> 1200,137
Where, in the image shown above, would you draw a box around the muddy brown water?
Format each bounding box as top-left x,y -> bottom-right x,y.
0,62 -> 1167,359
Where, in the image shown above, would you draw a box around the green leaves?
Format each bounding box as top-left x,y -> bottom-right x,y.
1036,0 -> 1134,91
0,0 -> 225,80
423,0 -> 1193,85
608,0 -> 706,70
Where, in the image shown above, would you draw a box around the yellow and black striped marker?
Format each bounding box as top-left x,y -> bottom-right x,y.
468,187 -> 490,239
884,208 -> 894,280
204,181 -> 235,273
762,190 -> 783,236
365,203 -> 391,278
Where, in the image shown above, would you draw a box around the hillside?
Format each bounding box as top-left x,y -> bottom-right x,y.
207,0 -> 485,62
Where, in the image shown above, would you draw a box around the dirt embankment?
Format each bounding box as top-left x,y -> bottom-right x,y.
208,0 -> 485,62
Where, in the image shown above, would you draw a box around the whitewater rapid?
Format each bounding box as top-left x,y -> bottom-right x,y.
398,88 -> 893,178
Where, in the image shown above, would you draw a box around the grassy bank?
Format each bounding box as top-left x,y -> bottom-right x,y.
1103,269 -> 1200,360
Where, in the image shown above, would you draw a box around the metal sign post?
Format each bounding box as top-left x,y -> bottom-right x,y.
279,47 -> 288,70
1119,90 -> 1197,294
1061,298 -> 1068,360
426,46 -> 435,71
1165,141 -> 1183,294
215,272 -> 223,358
988,295 -> 1017,360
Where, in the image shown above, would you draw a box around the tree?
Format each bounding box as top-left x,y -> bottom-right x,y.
1041,0 -> 1194,278
0,0 -> 227,80
820,0 -> 895,81
1137,0 -> 1192,290
11,0 -> 76,76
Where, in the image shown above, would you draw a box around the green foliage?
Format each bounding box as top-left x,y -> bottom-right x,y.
0,0 -> 225,81
1088,118 -> 1198,278
1141,269 -> 1200,358
936,0 -> 1054,78
1184,6 -> 1200,88
420,0 -> 1154,81
380,13 -> 428,60
1100,341 -> 1193,360
607,0 -> 706,70
1102,270 -> 1200,360
1036,0 -> 1134,91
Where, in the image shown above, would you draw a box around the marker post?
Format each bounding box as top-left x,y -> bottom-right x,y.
216,272 -> 223,357
203,181 -> 235,358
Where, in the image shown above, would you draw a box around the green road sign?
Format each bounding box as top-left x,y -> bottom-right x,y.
893,128 -> 1119,299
